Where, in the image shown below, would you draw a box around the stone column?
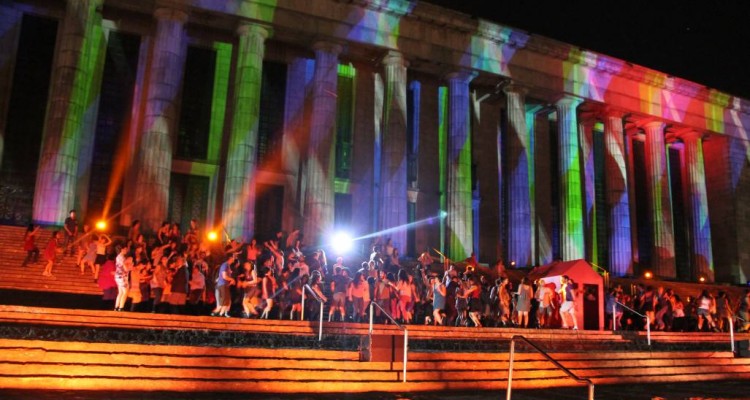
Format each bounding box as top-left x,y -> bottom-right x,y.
625,129 -> 640,266
222,23 -> 268,241
379,51 -> 408,252
130,8 -> 188,232
579,116 -> 596,263
0,4 -> 22,168
555,96 -> 584,260
33,0 -> 104,225
504,84 -> 532,267
303,42 -> 341,246
603,110 -> 633,277
446,71 -> 476,260
281,57 -> 314,232
681,131 -> 714,282
642,120 -> 676,278
532,108 -> 554,265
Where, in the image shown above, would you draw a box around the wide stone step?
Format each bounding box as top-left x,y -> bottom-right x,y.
0,338 -> 746,393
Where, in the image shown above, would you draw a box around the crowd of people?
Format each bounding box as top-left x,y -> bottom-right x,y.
605,283 -> 749,333
19,210 -> 750,333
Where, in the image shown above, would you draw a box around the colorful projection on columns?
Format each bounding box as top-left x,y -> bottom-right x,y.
33,0 -> 105,225
681,132 -> 714,282
222,24 -> 268,241
504,85 -> 532,267
465,22 -> 528,76
445,72 -> 475,261
336,0 -> 413,47
207,42 -> 232,163
438,86 -> 448,255
642,121 -> 676,278
379,51 -> 408,251
555,96 -> 584,261
578,118 -> 597,264
303,42 -> 342,246
562,50 -> 619,102
603,111 -> 633,277
131,8 -> 189,232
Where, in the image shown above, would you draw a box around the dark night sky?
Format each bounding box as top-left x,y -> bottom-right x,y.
421,0 -> 750,99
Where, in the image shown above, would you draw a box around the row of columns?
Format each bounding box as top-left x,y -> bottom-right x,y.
26,1 -> 716,280
505,87 -> 714,280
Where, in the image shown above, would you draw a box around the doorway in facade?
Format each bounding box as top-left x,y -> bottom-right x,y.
583,283 -> 600,330
255,184 -> 283,241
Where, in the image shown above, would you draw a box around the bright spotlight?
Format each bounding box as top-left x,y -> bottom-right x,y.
95,220 -> 107,231
698,276 -> 706,283
331,231 -> 353,254
644,271 -> 653,279
439,210 -> 448,218
207,231 -> 218,242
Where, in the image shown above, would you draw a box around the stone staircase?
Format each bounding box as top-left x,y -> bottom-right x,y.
1,223 -> 750,395
0,225 -> 100,295
0,305 -> 747,394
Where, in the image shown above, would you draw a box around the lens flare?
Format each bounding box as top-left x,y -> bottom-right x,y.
331,231 -> 353,254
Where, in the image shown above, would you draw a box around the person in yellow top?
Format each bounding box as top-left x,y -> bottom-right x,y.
558,275 -> 579,330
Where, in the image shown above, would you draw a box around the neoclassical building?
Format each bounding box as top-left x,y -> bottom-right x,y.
0,0 -> 748,284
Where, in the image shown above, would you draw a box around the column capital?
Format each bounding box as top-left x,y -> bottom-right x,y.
236,22 -> 270,39
313,41 -> 343,56
554,95 -> 584,109
503,82 -> 528,96
601,106 -> 627,119
640,119 -> 666,134
444,69 -> 477,85
153,7 -> 188,23
677,129 -> 705,143
381,50 -> 408,68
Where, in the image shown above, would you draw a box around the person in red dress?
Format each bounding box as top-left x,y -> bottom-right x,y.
42,231 -> 60,277
21,224 -> 40,267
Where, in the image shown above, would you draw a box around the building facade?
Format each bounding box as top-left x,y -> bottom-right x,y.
0,0 -> 748,284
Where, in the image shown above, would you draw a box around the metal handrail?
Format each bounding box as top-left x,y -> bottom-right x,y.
614,300 -> 651,346
507,335 -> 594,400
369,301 -> 408,383
300,284 -> 324,342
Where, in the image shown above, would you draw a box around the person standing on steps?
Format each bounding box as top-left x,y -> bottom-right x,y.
63,209 -> 78,256
558,275 -> 579,330
515,277 -> 534,328
21,224 -> 40,267
211,252 -> 237,317
42,231 -> 60,277
114,246 -> 133,311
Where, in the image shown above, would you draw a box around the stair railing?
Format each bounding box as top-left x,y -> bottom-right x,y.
614,300 -> 651,346
369,301 -> 408,383
507,335 -> 594,400
590,262 -> 610,289
730,313 -> 747,353
300,284 -> 324,341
